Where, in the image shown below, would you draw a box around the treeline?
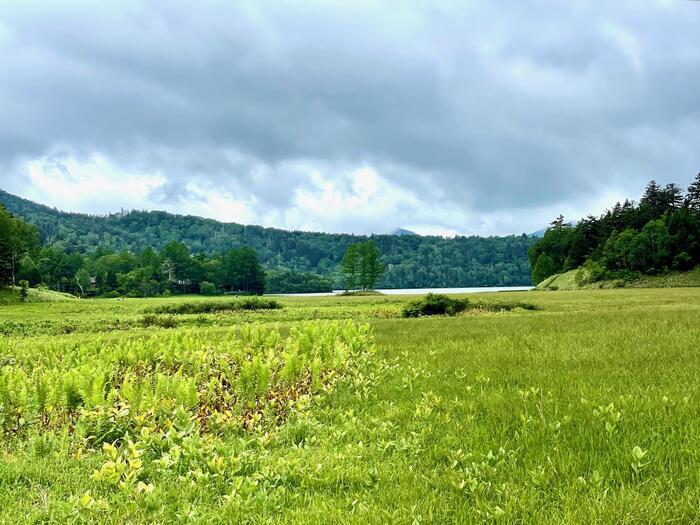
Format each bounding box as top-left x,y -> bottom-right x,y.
0,205 -> 39,286
265,270 -> 333,294
0,189 -> 536,288
6,237 -> 268,299
2,203 -> 338,296
529,174 -> 700,284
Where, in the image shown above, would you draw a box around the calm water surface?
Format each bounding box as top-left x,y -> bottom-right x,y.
277,286 -> 533,297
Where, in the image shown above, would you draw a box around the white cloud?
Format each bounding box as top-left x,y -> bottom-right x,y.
1,1 -> 699,236
23,154 -> 165,212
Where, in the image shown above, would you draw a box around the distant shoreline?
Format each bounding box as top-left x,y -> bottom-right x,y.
274,285 -> 534,297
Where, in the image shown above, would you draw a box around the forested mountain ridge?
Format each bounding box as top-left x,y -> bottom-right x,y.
0,189 -> 535,288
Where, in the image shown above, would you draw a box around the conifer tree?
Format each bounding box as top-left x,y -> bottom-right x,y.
686,173 -> 700,214
342,244 -> 359,290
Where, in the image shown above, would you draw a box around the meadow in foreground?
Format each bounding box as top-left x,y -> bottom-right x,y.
1,288 -> 699,523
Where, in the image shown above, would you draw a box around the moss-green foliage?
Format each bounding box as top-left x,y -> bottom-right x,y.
2,290 -> 700,522
146,297 -> 282,315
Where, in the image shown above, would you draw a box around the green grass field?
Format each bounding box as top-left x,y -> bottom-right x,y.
1,288 -> 700,523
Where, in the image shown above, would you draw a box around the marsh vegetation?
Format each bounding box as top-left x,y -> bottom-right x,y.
1,288 -> 699,522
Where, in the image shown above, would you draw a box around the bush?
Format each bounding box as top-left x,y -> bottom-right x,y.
18,280 -> 29,302
199,281 -> 217,296
575,259 -> 607,286
402,294 -> 537,317
102,291 -> 121,299
402,293 -> 470,317
673,252 -> 695,271
147,297 -> 282,315
532,254 -> 558,285
471,300 -> 537,312
126,289 -> 143,298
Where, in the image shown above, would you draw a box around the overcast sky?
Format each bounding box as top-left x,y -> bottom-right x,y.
1,0 -> 699,236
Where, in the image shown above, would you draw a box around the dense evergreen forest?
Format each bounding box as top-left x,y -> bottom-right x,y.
0,189 -> 535,291
529,174 -> 700,284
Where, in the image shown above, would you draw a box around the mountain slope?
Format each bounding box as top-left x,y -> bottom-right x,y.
0,189 -> 535,288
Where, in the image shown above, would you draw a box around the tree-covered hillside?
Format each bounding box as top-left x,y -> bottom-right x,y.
529,175 -> 700,285
0,189 -> 535,288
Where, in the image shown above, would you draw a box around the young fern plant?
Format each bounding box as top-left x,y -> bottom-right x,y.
279,347 -> 305,387
238,360 -> 256,409
0,320 -> 374,441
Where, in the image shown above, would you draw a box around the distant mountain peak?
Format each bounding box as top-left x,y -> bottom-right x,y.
392,228 -> 417,236
528,227 -> 547,238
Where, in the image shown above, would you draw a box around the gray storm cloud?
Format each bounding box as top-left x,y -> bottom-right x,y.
0,0 -> 699,234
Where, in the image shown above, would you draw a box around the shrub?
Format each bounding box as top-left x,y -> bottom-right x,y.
402,294 -> 470,317
199,281 -> 217,296
18,280 -> 29,302
532,254 -> 558,285
147,297 -> 282,315
402,294 -> 537,317
673,252 -> 695,271
102,291 -> 121,299
471,300 -> 537,312
575,259 -> 607,286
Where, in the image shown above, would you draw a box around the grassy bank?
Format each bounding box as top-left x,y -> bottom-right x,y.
537,266 -> 700,291
1,288 -> 699,522
0,286 -> 76,305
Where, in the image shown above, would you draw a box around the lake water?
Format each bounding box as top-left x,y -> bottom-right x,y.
277,286 -> 533,297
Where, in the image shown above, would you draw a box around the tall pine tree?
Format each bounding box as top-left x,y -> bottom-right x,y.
342,244 -> 359,291
686,173 -> 700,214
342,240 -> 385,290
